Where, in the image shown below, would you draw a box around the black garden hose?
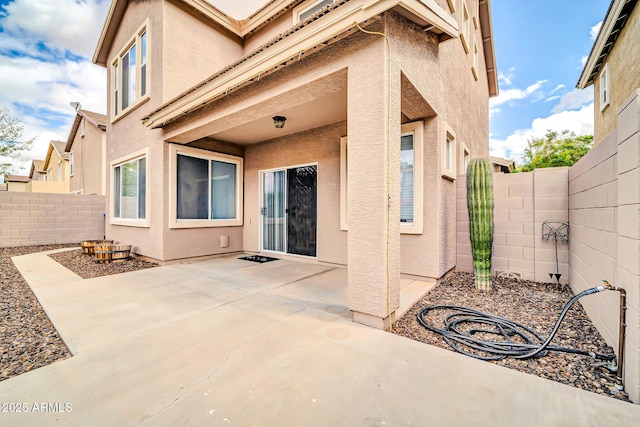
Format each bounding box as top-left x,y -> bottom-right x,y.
417,286 -> 615,362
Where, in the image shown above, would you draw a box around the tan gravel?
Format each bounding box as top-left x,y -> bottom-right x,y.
393,272 -> 631,402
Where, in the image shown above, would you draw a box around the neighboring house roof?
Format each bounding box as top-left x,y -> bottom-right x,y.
489,156 -> 515,172
6,174 -> 30,183
126,0 -> 496,129
577,0 -> 638,88
29,160 -> 46,179
43,141 -> 69,171
65,109 -> 107,152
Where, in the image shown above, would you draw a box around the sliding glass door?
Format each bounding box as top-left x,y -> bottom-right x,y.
261,165 -> 317,257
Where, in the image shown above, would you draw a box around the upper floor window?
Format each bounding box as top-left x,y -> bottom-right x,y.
600,63 -> 610,111
112,22 -> 148,118
69,152 -> 74,177
295,0 -> 334,23
460,1 -> 470,53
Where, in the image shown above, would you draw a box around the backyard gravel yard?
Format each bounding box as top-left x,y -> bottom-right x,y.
393,272 -> 631,402
0,245 -> 74,381
1,244 -> 158,382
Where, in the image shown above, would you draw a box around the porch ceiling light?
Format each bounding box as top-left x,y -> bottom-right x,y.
272,116 -> 286,129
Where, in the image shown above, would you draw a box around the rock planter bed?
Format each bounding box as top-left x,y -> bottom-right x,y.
49,248 -> 158,279
393,272 -> 631,402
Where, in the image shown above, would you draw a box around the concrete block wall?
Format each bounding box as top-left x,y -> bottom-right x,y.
0,192 -> 106,247
457,168 -> 569,283
568,89 -> 640,402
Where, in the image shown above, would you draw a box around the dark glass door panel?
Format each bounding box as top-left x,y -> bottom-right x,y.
286,166 -> 317,257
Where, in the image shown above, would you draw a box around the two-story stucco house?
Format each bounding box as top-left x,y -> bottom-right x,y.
65,109 -> 108,195
94,0 -> 497,328
578,0 -> 639,142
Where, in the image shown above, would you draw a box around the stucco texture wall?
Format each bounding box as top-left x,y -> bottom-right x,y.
105,0 -> 166,260
162,0 -> 243,101
69,121 -> 105,196
243,122 -> 347,264
593,4 -> 640,142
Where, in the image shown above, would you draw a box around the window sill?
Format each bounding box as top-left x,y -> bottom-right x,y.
170,219 -> 243,229
111,218 -> 150,228
111,95 -> 150,124
442,172 -> 456,181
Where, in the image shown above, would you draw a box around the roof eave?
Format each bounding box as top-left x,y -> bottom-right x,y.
93,0 -> 127,66
142,0 -> 458,129
577,0 -> 636,89
479,0 -> 498,97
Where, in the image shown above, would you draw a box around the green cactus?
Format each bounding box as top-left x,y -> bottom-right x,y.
466,158 -> 494,291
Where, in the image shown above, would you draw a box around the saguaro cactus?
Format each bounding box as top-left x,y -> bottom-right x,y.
466,158 -> 494,291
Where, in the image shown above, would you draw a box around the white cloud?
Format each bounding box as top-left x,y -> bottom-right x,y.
0,0 -> 108,175
489,80 -> 547,116
490,103 -> 594,162
590,21 -> 603,41
2,0 -> 111,58
551,87 -> 593,113
497,67 -> 516,86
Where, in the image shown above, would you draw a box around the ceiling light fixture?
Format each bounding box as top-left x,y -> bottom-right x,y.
272,116 -> 286,129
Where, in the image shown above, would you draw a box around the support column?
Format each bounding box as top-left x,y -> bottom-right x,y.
346,36 -> 401,330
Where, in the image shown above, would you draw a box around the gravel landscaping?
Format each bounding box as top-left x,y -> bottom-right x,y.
1,244 -> 158,382
393,272 -> 631,402
0,244 -> 74,381
48,248 -> 158,279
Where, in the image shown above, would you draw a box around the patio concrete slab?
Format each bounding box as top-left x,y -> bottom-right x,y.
1,251 -> 640,426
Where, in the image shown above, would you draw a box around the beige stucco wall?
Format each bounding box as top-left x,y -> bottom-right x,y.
105,0 -> 166,260
162,0 -> 243,101
0,192 -> 105,247
593,4 -> 640,142
69,120 -> 106,196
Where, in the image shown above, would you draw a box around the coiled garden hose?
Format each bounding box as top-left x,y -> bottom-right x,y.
417,285 -> 616,362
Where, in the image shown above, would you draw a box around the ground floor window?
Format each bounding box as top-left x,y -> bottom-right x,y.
170,145 -> 243,228
112,155 -> 146,221
340,121 -> 424,234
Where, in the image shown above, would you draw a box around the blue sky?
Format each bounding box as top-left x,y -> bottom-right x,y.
0,0 -> 610,174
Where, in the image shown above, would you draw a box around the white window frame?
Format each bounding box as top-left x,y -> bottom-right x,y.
294,0 -> 334,23
110,148 -> 149,227
600,63 -> 610,111
69,152 -> 74,177
169,144 -> 243,229
460,143 -> 470,175
460,1 -> 470,54
442,122 -> 457,181
111,20 -> 149,122
340,121 -> 424,234
57,162 -> 62,182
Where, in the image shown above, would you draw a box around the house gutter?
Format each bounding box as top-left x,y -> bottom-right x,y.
577,0 -> 637,89
141,0 -> 458,129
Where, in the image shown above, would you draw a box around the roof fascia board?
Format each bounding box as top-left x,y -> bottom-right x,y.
93,0 -> 127,66
65,114 -> 83,152
144,0 -> 457,128
577,0 -> 624,88
182,0 -> 242,34
479,0 -> 498,97
239,0 -> 295,36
